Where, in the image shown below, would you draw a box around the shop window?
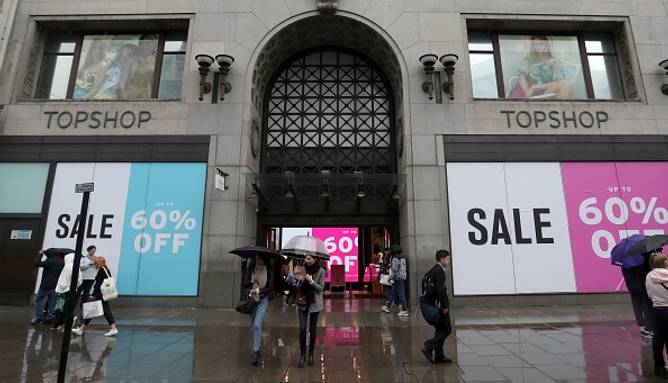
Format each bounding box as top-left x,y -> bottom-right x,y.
36,31 -> 186,100
468,31 -> 627,100
0,163 -> 50,213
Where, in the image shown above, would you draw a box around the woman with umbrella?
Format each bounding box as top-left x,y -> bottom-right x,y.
232,246 -> 278,367
283,236 -> 328,368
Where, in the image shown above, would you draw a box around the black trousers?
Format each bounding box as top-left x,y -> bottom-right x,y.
424,311 -> 452,357
298,310 -> 320,356
653,307 -> 668,368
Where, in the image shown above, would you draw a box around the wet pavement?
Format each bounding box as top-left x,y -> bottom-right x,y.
0,298 -> 661,382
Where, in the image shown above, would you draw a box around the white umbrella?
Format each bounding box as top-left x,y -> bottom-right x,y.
282,235 -> 329,260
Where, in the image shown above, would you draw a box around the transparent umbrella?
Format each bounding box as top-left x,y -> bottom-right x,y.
282,235 -> 330,260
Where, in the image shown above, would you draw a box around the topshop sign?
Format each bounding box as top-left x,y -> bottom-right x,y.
501,110 -> 609,129
44,110 -> 152,130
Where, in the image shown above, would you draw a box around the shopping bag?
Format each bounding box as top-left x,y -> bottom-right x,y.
101,267 -> 118,301
380,274 -> 393,286
82,300 -> 104,319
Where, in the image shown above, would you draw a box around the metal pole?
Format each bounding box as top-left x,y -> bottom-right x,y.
57,190 -> 90,383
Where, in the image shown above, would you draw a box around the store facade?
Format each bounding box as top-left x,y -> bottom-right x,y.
0,0 -> 667,308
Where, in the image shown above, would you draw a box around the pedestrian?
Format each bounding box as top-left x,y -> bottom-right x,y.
420,249 -> 453,364
243,254 -> 274,366
31,249 -> 65,326
287,255 -> 325,368
75,246 -> 98,319
645,252 -> 668,379
72,257 -> 118,337
382,244 -> 408,316
53,252 -> 83,329
622,263 -> 651,336
640,250 -> 658,339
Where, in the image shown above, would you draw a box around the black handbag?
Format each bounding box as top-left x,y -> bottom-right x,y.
419,296 -> 442,326
235,296 -> 257,315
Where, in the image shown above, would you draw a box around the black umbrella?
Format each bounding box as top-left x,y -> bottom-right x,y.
229,245 -> 284,259
281,235 -> 330,260
44,248 -> 76,257
625,234 -> 668,257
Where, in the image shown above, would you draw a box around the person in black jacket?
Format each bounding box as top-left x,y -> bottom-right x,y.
31,249 -> 65,326
71,257 -> 118,337
623,260 -> 653,338
421,249 -> 452,364
242,254 -> 274,366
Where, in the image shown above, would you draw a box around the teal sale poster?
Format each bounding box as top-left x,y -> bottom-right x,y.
42,162 -> 207,296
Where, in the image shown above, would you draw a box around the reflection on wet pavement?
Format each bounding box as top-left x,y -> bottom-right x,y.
0,299 -> 658,382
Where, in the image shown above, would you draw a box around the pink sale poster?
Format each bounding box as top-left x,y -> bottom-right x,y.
312,227 -> 359,283
561,162 -> 668,292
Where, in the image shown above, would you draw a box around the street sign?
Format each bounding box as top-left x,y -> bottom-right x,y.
10,230 -> 32,240
75,182 -> 94,193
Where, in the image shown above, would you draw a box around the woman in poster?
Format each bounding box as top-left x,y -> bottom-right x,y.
509,35 -> 575,99
73,39 -> 112,99
118,34 -> 158,99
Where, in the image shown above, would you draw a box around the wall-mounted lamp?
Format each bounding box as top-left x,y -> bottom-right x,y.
215,168 -> 229,191
419,53 -> 438,100
195,54 -> 214,101
320,170 -> 330,198
215,54 -> 235,101
390,184 -> 400,200
660,59 -> 668,96
354,171 -> 366,198
439,54 -> 458,101
284,171 -> 296,199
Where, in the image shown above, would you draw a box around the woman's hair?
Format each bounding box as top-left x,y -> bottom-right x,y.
528,35 -> 553,62
653,253 -> 667,269
305,258 -> 321,275
94,256 -> 107,269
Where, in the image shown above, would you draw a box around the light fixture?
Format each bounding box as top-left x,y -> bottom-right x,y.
320,170 -> 330,198
439,54 -> 458,101
214,168 -> 229,191
354,171 -> 366,198
390,184 -> 400,200
249,183 -> 258,198
284,171 -> 296,199
419,53 -> 438,100
195,54 -> 214,101
215,54 -> 235,101
660,59 -> 668,95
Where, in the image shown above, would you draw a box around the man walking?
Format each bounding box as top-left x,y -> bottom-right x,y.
76,245 -> 98,311
31,248 -> 65,326
421,249 -> 452,364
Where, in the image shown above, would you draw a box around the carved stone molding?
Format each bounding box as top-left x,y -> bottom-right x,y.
250,118 -> 260,158
396,116 -> 404,158
316,0 -> 337,14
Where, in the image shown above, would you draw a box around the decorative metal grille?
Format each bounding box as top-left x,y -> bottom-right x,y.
263,50 -> 394,175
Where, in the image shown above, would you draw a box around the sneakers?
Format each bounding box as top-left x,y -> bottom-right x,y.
71,327 -> 84,336
104,328 -> 118,337
382,305 -> 391,313
421,347 -> 434,363
397,310 -> 410,317
30,319 -> 43,326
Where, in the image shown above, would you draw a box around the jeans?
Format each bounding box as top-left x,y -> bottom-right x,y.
424,311 -> 452,358
389,279 -> 407,311
630,293 -> 645,327
34,287 -> 56,321
250,298 -> 268,352
298,310 -> 320,356
653,307 -> 668,368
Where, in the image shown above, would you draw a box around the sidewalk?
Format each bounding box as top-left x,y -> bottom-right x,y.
0,299 -> 657,382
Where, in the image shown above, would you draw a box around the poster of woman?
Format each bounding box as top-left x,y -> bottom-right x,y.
73,35 -> 157,100
501,35 -> 586,100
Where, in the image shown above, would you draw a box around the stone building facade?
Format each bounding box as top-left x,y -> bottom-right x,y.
0,0 -> 667,308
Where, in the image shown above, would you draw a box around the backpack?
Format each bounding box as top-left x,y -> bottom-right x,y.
421,265 -> 438,300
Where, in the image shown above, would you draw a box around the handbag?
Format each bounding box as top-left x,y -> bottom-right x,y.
100,267 -> 118,301
419,296 -> 442,326
380,274 -> 393,286
294,291 -> 309,309
82,300 -> 104,319
235,296 -> 257,314
53,294 -> 66,313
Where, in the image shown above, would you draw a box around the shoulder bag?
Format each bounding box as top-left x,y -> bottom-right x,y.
100,267 -> 118,301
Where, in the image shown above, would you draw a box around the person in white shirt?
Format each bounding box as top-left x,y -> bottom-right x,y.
646,252 -> 668,380
76,246 -> 98,317
53,253 -> 83,329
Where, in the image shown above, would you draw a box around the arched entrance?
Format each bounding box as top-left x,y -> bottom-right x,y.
248,15 -> 405,293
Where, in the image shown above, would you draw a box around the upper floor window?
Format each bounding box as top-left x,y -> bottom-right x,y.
36,31 -> 186,100
469,32 -> 625,100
